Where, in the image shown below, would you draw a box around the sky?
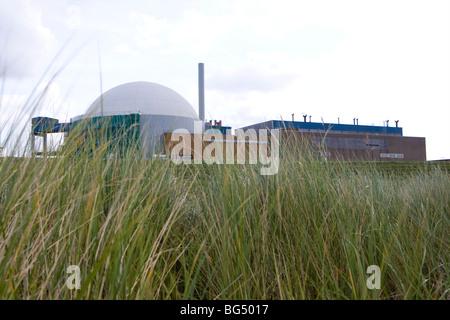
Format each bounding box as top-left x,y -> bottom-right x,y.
0,0 -> 449,159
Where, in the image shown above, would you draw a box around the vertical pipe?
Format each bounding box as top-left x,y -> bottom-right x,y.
198,63 -> 205,122
43,133 -> 47,156
31,132 -> 36,154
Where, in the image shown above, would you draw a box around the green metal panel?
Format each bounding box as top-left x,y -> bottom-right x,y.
69,114 -> 141,155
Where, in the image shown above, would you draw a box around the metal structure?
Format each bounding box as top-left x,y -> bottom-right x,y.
204,120 -> 232,135
198,63 -> 205,122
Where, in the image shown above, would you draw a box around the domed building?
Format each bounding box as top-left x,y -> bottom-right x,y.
71,81 -> 199,156
81,81 -> 198,119
31,64 -> 207,157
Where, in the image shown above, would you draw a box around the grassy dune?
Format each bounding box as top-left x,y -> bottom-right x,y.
0,132 -> 448,300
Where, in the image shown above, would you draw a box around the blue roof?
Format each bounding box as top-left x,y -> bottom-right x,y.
271,120 -> 402,135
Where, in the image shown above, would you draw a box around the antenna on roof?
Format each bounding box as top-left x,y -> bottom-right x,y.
395,120 -> 399,128
302,114 -> 307,122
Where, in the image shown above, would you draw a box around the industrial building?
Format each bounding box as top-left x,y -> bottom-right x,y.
30,63 -> 427,161
238,119 -> 426,161
31,81 -> 202,156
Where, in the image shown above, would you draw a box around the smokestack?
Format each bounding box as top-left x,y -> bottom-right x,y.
303,114 -> 307,122
198,63 -> 205,122
395,120 -> 399,128
292,113 -> 294,121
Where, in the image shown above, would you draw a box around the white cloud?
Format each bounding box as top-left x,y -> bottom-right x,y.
167,9 -> 238,54
66,5 -> 81,30
208,63 -> 296,93
0,0 -> 57,79
169,9 -> 235,42
128,12 -> 169,48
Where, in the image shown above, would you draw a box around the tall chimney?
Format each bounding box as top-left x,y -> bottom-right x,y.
198,63 -> 205,122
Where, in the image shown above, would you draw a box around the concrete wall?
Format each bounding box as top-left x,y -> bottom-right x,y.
140,115 -> 197,156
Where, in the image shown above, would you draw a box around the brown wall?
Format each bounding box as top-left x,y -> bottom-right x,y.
281,131 -> 426,161
162,130 -> 426,162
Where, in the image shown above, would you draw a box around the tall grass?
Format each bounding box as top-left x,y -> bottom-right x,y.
0,125 -> 448,300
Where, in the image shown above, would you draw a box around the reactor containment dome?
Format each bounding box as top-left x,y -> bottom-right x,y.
72,81 -> 199,156
83,81 -> 199,119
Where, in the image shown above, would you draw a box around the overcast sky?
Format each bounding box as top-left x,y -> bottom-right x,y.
1,0 -> 449,159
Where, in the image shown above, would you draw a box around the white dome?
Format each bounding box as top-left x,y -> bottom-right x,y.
84,81 -> 199,119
